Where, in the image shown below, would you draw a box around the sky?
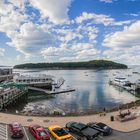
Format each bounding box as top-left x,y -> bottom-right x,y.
0,0 -> 140,66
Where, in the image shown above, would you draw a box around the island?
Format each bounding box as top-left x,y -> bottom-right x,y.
14,60 -> 127,69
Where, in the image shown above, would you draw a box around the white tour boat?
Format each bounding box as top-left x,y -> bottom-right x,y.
110,76 -> 131,86
13,74 -> 55,89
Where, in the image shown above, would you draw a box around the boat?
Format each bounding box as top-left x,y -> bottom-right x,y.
133,71 -> 139,74
114,76 -> 131,86
109,76 -> 131,87
13,74 -> 55,89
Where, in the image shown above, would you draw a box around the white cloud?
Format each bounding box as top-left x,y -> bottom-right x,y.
129,13 -> 139,17
76,12 -> 114,26
0,1 -> 13,16
75,12 -> 132,26
0,0 -> 139,65
103,20 -> 140,48
7,22 -> 56,55
102,21 -> 140,64
0,1 -> 28,40
0,48 -> 5,57
41,43 -> 100,62
7,0 -> 25,9
99,0 -> 117,3
29,0 -> 73,24
103,45 -> 140,64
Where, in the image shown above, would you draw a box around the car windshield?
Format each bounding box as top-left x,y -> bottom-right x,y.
73,123 -> 87,130
96,123 -> 106,128
12,123 -> 20,128
53,128 -> 68,136
38,131 -> 47,136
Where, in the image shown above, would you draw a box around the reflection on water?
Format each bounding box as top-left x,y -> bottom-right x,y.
14,66 -> 140,114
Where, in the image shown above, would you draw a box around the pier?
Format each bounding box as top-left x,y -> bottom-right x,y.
0,84 -> 28,111
0,74 -> 13,82
109,81 -> 140,95
28,86 -> 75,94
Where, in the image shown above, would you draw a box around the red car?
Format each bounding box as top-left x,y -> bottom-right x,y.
9,122 -> 24,138
28,124 -> 50,140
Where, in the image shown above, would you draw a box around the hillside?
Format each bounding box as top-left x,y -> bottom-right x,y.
14,60 -> 127,69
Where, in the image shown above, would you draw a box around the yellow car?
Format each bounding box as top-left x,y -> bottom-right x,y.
48,125 -> 72,140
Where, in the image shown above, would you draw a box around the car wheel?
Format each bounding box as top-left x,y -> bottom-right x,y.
100,132 -> 104,136
83,136 -> 87,140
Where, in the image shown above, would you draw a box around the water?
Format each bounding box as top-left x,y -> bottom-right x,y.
14,66 -> 140,115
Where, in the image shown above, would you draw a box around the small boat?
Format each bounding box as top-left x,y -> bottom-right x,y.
133,71 -> 140,75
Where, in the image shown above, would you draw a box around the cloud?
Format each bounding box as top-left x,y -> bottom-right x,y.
7,22 -> 56,55
0,1 -> 28,39
29,0 -> 73,24
102,20 -> 140,48
7,0 -> 25,9
0,0 -> 139,65
99,0 -> 117,3
102,21 -> 140,64
75,12 -> 132,26
102,45 -> 140,64
41,43 -> 101,62
0,48 -> 5,57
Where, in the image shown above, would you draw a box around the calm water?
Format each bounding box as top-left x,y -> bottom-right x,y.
14,66 -> 140,114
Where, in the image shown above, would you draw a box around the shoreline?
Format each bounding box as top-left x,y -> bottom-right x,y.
2,100 -> 140,117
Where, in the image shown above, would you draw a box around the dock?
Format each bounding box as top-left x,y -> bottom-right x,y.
109,80 -> 140,95
28,86 -> 75,94
0,74 -> 13,82
0,84 -> 28,111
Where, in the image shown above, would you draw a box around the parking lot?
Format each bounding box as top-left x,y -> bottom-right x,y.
1,123 -> 140,140
0,123 -> 80,140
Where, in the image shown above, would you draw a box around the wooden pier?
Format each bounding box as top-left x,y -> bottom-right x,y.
0,74 -> 13,82
28,86 -> 75,95
0,85 -> 28,111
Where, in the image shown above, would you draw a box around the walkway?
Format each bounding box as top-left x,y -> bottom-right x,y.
1,107 -> 140,132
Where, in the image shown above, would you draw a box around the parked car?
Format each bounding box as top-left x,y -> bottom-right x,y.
9,122 -> 24,138
28,124 -> 50,140
87,122 -> 113,136
48,125 -> 72,140
66,122 -> 100,140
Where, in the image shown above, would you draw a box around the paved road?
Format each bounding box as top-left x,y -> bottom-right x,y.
0,124 -> 7,140
103,130 -> 140,140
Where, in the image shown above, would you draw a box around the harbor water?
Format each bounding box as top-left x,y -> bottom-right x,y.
13,66 -> 140,115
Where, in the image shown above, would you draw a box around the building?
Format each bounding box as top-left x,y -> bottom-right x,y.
0,67 -> 13,82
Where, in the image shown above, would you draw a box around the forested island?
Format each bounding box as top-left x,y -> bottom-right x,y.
14,60 -> 127,69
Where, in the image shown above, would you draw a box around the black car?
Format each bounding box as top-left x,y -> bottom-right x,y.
66,122 -> 100,140
87,122 -> 113,136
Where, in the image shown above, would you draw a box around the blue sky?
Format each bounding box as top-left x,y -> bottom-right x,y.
0,0 -> 140,66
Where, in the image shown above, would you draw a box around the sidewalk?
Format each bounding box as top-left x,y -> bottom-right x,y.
0,107 -> 140,132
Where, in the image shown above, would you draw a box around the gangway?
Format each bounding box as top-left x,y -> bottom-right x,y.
28,86 -> 75,95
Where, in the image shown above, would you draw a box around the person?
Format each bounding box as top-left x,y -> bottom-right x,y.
102,107 -> 106,116
127,109 -> 131,115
